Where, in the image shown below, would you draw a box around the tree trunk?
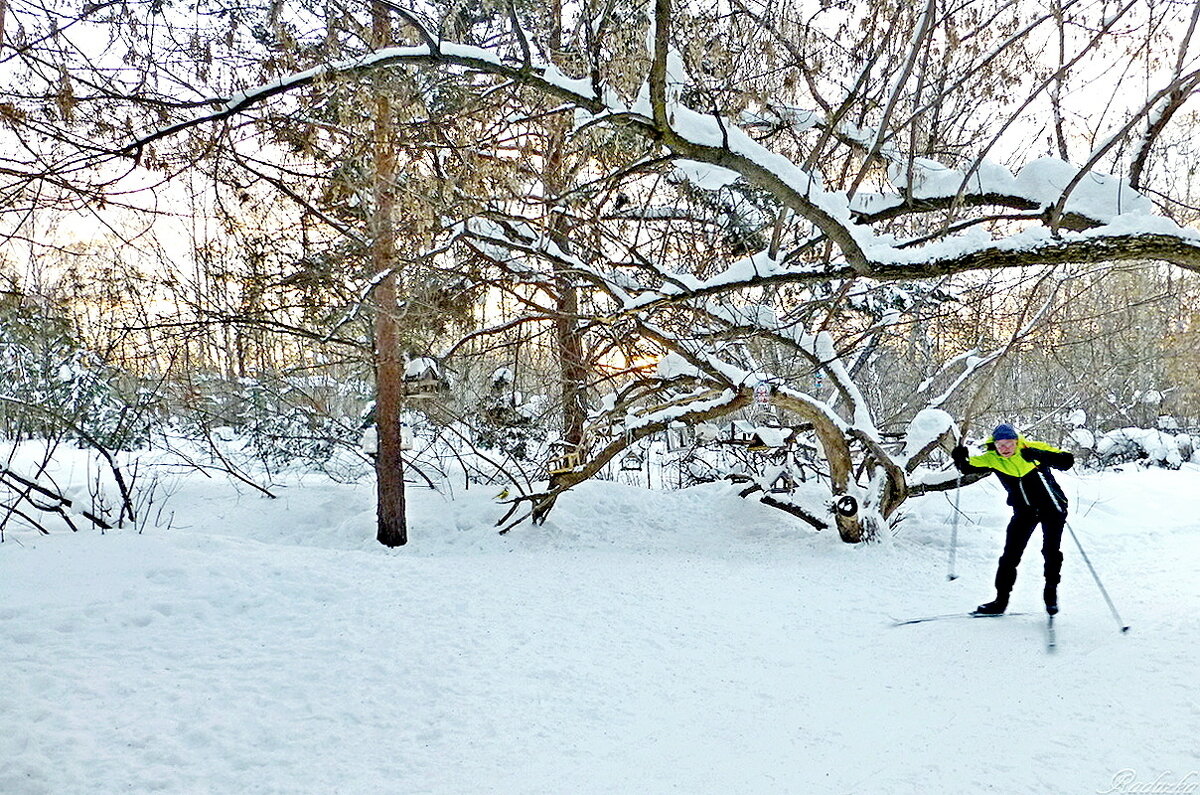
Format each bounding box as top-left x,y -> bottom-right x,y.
544,0 -> 587,479
371,2 -> 406,547
553,260 -> 587,451
375,271 -> 407,548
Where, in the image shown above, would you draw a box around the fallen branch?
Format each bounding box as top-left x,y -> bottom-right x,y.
0,467 -> 113,530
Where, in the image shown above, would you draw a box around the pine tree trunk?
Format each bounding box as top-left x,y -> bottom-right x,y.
371,2 -> 406,547
375,271 -> 406,547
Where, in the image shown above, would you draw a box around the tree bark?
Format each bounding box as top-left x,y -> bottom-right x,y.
371,2 -> 406,547
545,0 -> 588,483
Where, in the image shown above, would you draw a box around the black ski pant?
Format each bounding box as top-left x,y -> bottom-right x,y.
994,508 -> 1065,597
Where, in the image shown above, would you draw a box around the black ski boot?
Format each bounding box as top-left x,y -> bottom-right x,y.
1044,584 -> 1059,615
973,597 -> 1009,615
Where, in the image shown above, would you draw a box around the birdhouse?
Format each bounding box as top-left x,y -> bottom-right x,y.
548,441 -> 586,476
620,450 -> 644,471
667,421 -> 689,450
401,357 -> 448,400
728,420 -> 758,446
769,470 -> 796,494
751,425 -> 788,451
728,421 -> 785,451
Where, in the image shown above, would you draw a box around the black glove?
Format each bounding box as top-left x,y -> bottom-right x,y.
951,445 -> 969,465
1021,447 -> 1042,463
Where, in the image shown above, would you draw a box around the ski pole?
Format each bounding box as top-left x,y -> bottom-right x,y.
946,417 -> 978,583
947,473 -> 961,581
1065,520 -> 1130,633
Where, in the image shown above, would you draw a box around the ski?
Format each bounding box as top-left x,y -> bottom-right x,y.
1046,614 -> 1057,652
892,611 -> 1032,626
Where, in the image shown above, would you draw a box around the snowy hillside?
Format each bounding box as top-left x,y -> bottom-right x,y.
3,461 -> 1199,793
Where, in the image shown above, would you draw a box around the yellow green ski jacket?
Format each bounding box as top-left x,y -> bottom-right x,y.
955,435 -> 1074,515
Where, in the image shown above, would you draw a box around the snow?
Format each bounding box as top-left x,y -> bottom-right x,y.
403,357 -> 440,379
654,352 -> 698,380
1012,157 -> 1153,221
618,387 -> 740,434
750,425 -> 787,448
902,407 -> 955,461
3,448 -> 1200,793
871,156 -> 1155,225
673,158 -> 742,190
1095,427 -> 1195,468
537,63 -> 594,100
625,250 -> 786,308
1070,427 -> 1097,450
885,157 -> 1019,200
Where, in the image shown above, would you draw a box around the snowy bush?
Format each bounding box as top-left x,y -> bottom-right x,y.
172,372 -> 372,469
1092,427 -> 1198,469
0,300 -> 155,450
472,368 -> 545,462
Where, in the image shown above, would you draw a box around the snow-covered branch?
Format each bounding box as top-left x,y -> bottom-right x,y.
117,1 -> 1200,285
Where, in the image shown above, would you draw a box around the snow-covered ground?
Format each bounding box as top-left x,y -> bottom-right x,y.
3,455 -> 1199,793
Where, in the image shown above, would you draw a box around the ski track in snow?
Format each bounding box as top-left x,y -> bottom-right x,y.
2,466 -> 1198,793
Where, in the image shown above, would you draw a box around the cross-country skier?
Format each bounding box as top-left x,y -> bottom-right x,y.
951,423 -> 1075,616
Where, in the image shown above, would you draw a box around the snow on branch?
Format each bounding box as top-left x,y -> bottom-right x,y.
119,3 -> 1200,281
919,350 -> 1001,410
121,39 -> 615,159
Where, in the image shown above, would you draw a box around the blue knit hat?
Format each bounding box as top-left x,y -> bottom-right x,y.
992,423 -> 1019,441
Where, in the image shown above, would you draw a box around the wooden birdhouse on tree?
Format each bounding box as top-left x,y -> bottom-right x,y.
727,420 -> 787,452
751,425 -> 788,451
401,357 -> 448,400
548,440 -> 586,476
728,420 -> 759,446
667,420 -> 690,450
769,470 -> 797,494
619,449 -> 644,471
